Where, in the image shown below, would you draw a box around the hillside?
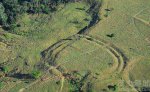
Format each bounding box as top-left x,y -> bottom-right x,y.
0,0 -> 150,92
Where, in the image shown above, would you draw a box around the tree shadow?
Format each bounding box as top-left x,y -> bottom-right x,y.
8,73 -> 33,79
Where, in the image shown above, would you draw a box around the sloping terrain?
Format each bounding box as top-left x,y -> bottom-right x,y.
0,0 -> 150,92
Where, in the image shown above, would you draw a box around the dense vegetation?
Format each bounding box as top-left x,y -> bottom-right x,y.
0,0 -> 71,28
0,0 -> 100,30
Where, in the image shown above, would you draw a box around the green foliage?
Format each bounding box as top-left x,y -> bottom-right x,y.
0,0 -> 100,31
31,70 -> 41,79
0,81 -> 4,89
0,3 -> 7,25
1,66 -> 9,73
0,0 -> 74,30
107,85 -> 118,92
114,85 -> 118,92
106,33 -> 115,38
2,0 -> 22,24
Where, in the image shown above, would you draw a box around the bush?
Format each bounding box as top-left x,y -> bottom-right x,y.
31,70 -> 41,79
106,33 -> 115,38
1,66 -> 9,73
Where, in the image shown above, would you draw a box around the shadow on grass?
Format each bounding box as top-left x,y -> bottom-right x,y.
8,73 -> 33,80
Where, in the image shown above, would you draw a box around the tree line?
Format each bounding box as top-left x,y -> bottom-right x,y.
0,0 -> 74,26
0,0 -> 100,30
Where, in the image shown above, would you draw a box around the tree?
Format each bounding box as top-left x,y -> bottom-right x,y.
0,0 -> 75,30
1,0 -> 21,24
0,3 -> 7,25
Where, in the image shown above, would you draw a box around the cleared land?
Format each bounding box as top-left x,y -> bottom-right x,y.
0,0 -> 150,92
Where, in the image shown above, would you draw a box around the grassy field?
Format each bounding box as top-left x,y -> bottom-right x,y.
90,0 -> 150,58
0,2 -> 92,92
89,0 -> 150,91
0,0 -> 150,92
56,38 -> 114,74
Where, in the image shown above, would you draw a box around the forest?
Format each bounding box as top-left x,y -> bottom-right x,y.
0,0 -> 98,28
0,0 -> 73,26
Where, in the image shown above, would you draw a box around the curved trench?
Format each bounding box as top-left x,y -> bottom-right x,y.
0,1 -> 139,92
19,1 -> 134,91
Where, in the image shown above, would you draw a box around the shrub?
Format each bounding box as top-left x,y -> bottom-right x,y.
1,66 -> 9,73
31,70 -> 41,79
106,33 -> 115,38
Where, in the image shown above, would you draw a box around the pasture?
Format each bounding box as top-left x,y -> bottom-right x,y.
0,0 -> 150,92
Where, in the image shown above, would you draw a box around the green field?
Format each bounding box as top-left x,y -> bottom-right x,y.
0,0 -> 150,92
